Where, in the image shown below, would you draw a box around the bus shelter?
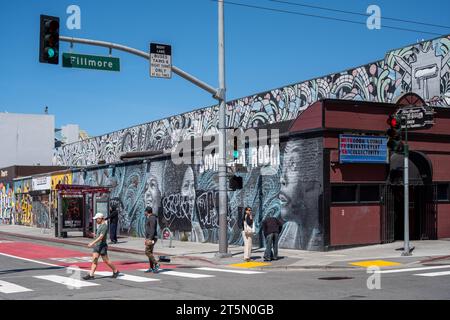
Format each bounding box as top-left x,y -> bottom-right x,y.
55,184 -> 111,238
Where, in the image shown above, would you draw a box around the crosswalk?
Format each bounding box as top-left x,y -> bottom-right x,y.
0,266 -> 265,295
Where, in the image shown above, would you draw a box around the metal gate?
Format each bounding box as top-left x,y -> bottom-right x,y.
381,184 -> 395,243
420,184 -> 438,240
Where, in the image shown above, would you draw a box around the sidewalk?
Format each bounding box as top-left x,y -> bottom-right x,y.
0,224 -> 449,270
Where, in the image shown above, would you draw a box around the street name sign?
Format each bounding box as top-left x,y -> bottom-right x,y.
150,43 -> 172,79
395,105 -> 434,130
62,53 -> 120,72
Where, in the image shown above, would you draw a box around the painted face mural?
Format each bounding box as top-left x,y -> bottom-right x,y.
160,162 -> 196,233
278,139 -> 323,250
144,161 -> 164,217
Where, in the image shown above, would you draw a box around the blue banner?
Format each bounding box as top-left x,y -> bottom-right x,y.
339,135 -> 388,164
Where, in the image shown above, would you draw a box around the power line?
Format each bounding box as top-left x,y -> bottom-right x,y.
270,0 -> 450,30
210,0 -> 442,36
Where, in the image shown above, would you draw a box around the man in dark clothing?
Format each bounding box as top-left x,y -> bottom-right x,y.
144,207 -> 160,273
106,204 -> 119,244
262,216 -> 284,261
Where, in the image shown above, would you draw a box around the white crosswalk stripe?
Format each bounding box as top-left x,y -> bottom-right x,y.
0,280 -> 33,294
139,269 -> 214,279
414,271 -> 450,277
34,275 -> 100,288
196,267 -> 265,275
96,271 -> 160,282
375,265 -> 450,274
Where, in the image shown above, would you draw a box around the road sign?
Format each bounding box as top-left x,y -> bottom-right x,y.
395,105 -> 434,130
150,43 -> 172,78
62,53 -> 120,72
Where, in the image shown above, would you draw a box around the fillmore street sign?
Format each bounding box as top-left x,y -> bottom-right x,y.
62,53 -> 120,72
395,105 -> 434,130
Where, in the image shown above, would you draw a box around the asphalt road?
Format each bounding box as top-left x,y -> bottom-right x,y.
1,235 -> 450,300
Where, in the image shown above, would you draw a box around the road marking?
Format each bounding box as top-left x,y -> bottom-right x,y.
0,252 -> 63,268
34,275 -> 99,288
0,280 -> 33,294
375,265 -> 450,274
350,260 -> 402,268
414,271 -> 450,277
96,271 -> 160,282
229,262 -> 271,268
196,267 -> 265,274
139,269 -> 214,279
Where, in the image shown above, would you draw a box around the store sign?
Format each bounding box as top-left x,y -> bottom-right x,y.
339,135 -> 388,164
395,105 -> 434,130
0,170 -> 8,178
32,176 -> 51,191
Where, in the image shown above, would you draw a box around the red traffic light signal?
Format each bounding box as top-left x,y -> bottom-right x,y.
386,114 -> 404,153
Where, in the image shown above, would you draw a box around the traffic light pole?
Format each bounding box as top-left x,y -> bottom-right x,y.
403,122 -> 411,256
59,0 -> 231,257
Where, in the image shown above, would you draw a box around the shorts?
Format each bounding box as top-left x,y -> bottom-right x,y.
93,243 -> 108,256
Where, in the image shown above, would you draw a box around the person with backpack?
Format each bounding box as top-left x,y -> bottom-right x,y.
144,207 -> 160,273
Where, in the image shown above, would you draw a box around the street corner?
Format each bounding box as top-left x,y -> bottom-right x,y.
229,261 -> 272,269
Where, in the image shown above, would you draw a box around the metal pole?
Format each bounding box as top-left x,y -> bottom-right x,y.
59,36 -> 218,97
217,0 -> 230,257
402,124 -> 411,256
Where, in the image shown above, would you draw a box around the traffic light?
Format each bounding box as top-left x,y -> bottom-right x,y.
39,15 -> 60,64
229,175 -> 243,191
386,114 -> 404,153
233,136 -> 239,160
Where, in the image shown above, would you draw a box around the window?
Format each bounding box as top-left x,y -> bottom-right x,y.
437,184 -> 449,201
331,185 -> 357,203
359,185 -> 380,202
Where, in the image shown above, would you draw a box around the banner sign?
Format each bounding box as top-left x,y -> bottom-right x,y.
339,135 -> 388,164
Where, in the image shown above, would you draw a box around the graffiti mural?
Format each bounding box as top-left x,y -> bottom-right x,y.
14,179 -> 33,226
55,36 -> 450,167
0,183 -> 14,224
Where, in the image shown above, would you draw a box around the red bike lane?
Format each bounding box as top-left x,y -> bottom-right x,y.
0,241 -> 176,272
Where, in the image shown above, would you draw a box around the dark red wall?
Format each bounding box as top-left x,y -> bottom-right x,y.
438,204 -> 450,239
330,205 -> 381,246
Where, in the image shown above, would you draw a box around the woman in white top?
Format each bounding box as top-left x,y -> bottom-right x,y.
242,207 -> 255,262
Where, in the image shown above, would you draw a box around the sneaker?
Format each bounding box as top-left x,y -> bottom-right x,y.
82,274 -> 94,280
144,268 -> 153,273
112,271 -> 121,278
152,264 -> 160,273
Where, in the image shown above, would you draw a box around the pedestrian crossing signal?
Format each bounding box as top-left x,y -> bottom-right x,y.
229,175 -> 243,191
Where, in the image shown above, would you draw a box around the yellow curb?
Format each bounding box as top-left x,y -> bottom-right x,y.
349,260 -> 402,268
230,261 -> 272,268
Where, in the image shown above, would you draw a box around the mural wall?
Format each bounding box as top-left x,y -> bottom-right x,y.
54,36 -> 450,167
65,136 -> 323,250
14,179 -> 33,226
0,183 -> 14,224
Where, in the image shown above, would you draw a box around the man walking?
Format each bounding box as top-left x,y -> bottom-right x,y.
262,216 -> 284,261
106,203 -> 119,244
83,213 -> 120,280
144,207 -> 160,273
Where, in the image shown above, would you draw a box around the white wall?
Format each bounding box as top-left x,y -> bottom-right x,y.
0,113 -> 54,168
61,124 -> 80,144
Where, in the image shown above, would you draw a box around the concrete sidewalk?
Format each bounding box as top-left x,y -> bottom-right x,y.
0,224 -> 449,270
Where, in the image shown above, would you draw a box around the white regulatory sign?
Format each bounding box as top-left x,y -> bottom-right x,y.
150,43 -> 172,79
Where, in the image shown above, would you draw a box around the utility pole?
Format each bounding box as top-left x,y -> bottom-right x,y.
402,119 -> 411,256
217,0 -> 231,257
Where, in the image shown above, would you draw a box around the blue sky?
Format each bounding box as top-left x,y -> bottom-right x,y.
0,0 -> 449,137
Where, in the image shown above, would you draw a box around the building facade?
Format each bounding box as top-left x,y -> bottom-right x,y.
4,35 -> 450,251
0,113 -> 55,168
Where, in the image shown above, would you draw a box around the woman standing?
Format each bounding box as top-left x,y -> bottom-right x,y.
242,207 -> 255,262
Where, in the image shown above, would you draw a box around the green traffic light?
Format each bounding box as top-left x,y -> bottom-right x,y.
233,150 -> 239,158
48,48 -> 55,58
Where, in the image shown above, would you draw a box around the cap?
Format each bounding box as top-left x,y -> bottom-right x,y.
93,213 -> 104,220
